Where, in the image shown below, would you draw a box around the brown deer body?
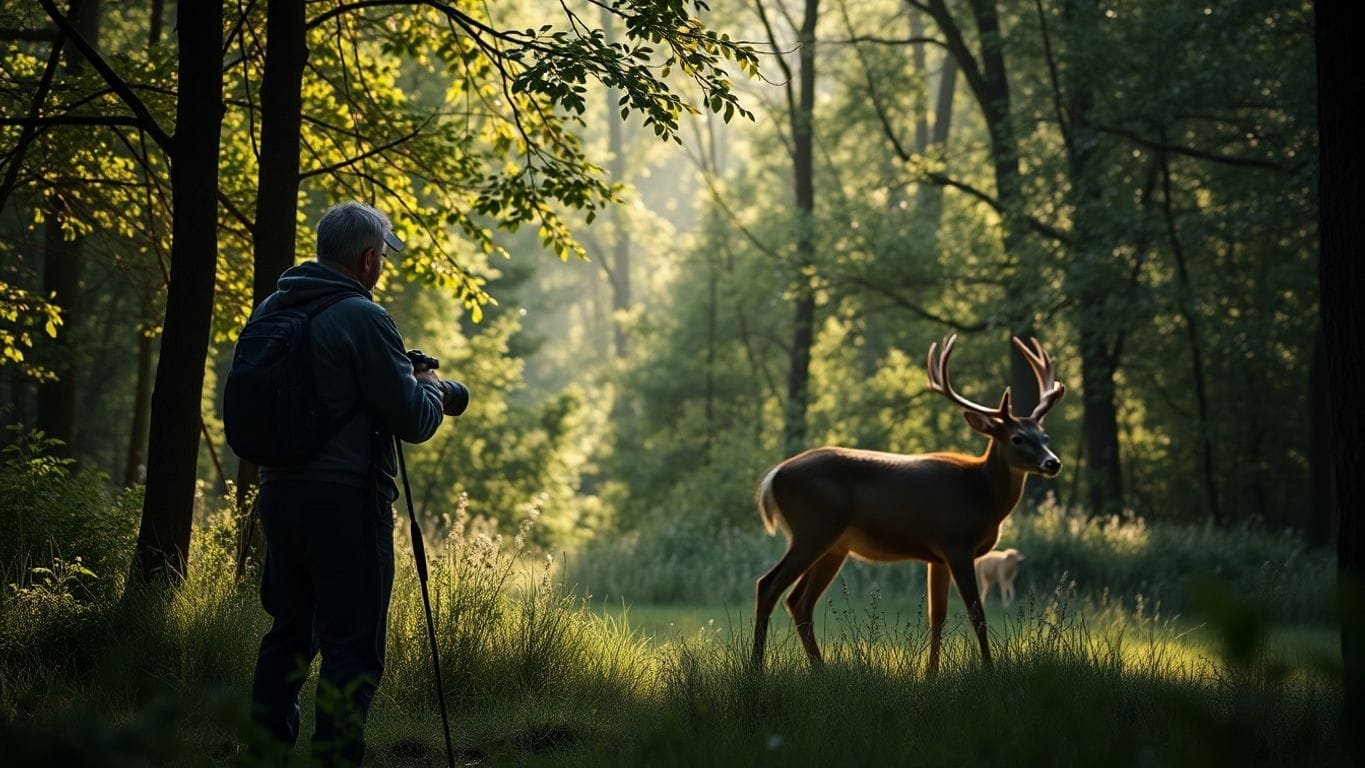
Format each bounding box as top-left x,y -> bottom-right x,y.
751,336 -> 1064,673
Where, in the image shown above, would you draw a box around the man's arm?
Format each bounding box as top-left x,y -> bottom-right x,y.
348,306 -> 444,443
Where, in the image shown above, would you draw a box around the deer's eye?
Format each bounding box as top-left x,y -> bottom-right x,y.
1011,435 -> 1024,445
1042,435 -> 1050,444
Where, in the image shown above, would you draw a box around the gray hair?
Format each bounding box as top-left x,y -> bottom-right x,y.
316,201 -> 390,268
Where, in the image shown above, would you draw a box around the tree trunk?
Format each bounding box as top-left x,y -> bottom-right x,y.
124,288 -> 155,486
782,0 -> 819,457
1055,0 -> 1126,517
1158,150 -> 1221,525
148,0 -> 163,47
1316,0 -> 1364,755
35,0 -> 102,455
926,0 -> 1042,489
1307,326 -> 1334,547
36,196 -> 84,454
603,7 -> 632,360
131,0 -> 224,586
916,52 -> 958,240
1077,325 -> 1123,518
234,0 -> 308,576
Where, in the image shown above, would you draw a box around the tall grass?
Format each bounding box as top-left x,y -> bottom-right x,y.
565,493 -> 1337,624
0,460 -> 1348,766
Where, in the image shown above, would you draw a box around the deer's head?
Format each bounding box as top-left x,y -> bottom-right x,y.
927,335 -> 1065,477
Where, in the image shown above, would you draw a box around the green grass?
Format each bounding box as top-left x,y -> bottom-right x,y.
1,565 -> 1351,767
0,479 -> 1352,766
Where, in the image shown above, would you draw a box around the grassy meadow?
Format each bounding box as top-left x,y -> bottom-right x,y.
0,461 -> 1351,767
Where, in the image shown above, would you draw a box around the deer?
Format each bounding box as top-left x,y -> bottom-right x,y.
751,334 -> 1064,673
975,547 -> 1025,609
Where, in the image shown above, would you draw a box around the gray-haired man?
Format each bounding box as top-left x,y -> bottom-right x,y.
247,201 -> 463,766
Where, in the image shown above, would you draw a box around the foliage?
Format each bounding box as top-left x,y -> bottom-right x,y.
0,426 -> 138,597
385,284 -> 608,547
0,276 -> 61,379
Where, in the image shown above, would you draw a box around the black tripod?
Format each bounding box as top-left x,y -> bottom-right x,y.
395,437 -> 456,768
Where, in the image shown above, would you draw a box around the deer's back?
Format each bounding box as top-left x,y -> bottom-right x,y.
771,446 -> 998,562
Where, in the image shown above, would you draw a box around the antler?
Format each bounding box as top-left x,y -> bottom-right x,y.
1011,336 -> 1065,422
926,334 -> 1004,418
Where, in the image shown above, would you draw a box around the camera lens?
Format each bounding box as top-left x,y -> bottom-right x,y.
442,380 -> 470,416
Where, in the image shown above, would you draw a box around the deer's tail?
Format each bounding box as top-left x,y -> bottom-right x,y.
756,466 -> 785,537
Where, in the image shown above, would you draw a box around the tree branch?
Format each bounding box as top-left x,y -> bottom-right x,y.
298,121 -> 428,179
0,115 -> 151,129
1033,0 -> 1072,156
36,0 -> 173,152
921,170 -> 1072,244
1089,120 -> 1296,174
0,17 -> 67,211
837,0 -> 910,162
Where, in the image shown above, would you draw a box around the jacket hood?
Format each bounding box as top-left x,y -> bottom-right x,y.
273,261 -> 371,307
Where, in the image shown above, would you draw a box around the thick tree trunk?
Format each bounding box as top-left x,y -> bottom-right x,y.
1316,0 -> 1364,754
131,0 -> 224,586
782,0 -> 819,457
1316,0 -> 1365,752
234,0 -> 308,577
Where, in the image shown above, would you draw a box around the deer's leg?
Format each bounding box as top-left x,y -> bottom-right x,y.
1001,574 -> 1015,607
926,560 -> 951,675
784,550 -> 847,665
753,535 -> 838,669
947,555 -> 992,668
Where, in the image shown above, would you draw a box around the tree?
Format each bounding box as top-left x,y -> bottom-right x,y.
227,0 -> 759,571
1315,0 -> 1364,752
129,0 -> 225,584
752,0 -> 819,456
33,0 -> 102,457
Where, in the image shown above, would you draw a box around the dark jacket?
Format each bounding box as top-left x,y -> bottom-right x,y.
256,260 -> 443,500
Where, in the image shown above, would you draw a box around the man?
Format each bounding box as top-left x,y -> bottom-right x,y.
247,201 -> 464,765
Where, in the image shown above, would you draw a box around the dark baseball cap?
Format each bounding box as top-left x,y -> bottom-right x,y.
384,230 -> 405,252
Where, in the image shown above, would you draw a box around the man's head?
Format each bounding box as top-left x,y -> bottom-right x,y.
316,201 -> 404,290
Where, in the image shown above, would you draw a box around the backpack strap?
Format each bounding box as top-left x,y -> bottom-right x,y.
300,289 -> 365,319
299,289 -> 370,442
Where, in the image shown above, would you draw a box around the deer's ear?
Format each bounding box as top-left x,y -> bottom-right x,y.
963,411 -> 1001,435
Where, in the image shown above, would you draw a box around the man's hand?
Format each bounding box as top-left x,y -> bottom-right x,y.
414,369 -> 439,388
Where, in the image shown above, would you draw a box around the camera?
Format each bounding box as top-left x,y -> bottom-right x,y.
406,349 -> 469,416
406,348 -> 440,372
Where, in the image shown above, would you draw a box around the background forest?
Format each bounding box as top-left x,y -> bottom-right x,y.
0,0 -> 1355,766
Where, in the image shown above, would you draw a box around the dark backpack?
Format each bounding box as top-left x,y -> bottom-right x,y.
224,291 -> 364,467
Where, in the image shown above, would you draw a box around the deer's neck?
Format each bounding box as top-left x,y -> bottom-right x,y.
980,439 -> 1027,520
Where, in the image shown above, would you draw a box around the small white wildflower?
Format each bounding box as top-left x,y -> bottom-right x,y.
767,735 -> 783,751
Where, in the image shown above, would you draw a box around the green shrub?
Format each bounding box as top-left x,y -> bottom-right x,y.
0,427 -> 140,599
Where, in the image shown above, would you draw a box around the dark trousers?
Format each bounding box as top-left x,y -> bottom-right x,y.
250,479 -> 395,767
